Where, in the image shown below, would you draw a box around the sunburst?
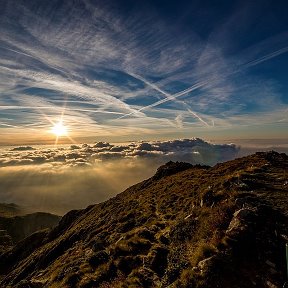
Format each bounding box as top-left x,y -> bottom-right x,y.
51,121 -> 68,137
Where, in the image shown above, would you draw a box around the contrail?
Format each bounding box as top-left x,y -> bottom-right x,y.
117,73 -> 210,126
187,109 -> 210,127
0,46 -> 36,59
0,122 -> 40,131
243,46 -> 288,68
119,45 -> 288,120
129,72 -> 173,100
0,122 -> 19,128
128,72 -> 210,125
0,106 -> 126,116
0,45 -> 70,77
118,77 -> 211,123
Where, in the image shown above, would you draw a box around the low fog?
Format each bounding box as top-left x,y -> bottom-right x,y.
0,138 -> 287,215
0,160 -> 154,215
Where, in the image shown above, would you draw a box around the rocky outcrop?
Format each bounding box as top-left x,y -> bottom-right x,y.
152,161 -> 194,180
139,161 -> 210,190
225,207 -> 258,244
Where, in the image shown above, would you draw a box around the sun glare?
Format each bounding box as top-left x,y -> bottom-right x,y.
51,122 -> 68,137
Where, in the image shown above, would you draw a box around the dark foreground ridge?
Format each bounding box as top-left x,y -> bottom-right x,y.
0,151 -> 287,288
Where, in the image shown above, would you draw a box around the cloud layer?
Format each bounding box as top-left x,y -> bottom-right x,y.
0,138 -> 240,214
0,138 -> 239,168
1,137 -> 288,214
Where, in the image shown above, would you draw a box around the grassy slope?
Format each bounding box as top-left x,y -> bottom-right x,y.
0,151 -> 287,288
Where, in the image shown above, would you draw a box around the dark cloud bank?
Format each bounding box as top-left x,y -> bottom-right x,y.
0,138 -> 286,215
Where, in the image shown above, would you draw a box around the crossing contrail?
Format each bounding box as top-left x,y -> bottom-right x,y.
118,45 -> 288,121
127,73 -> 210,126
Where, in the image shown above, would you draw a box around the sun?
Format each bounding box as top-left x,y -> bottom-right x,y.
51,121 -> 68,137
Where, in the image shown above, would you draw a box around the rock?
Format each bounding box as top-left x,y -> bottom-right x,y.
266,280 -> 278,288
202,190 -> 215,206
148,246 -> 169,276
225,208 -> 258,245
130,267 -> 160,287
88,251 -> 109,267
118,219 -> 136,233
269,268 -> 277,275
236,181 -> 249,190
233,208 -> 256,221
92,239 -> 106,252
226,208 -> 256,232
30,279 -> 48,287
200,199 -> 203,207
197,256 -> 215,274
116,255 -> 142,275
184,214 -> 193,220
234,196 -> 257,208
153,161 -> 193,180
159,234 -> 170,245
265,260 -> 276,268
137,228 -> 155,242
226,217 -> 243,235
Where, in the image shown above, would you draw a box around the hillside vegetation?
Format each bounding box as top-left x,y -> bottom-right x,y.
0,151 -> 287,288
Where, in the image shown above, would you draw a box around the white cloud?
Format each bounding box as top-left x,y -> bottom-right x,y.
0,138 -> 239,168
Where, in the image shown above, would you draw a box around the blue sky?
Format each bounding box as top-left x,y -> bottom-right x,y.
0,0 -> 288,144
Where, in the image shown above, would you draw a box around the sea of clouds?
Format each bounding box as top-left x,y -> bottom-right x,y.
0,138 -> 238,168
0,137 -> 286,215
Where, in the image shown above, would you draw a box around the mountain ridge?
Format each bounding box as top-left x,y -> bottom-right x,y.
0,151 -> 287,288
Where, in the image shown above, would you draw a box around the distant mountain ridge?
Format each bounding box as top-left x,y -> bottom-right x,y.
0,204 -> 61,254
0,151 -> 287,288
0,203 -> 24,218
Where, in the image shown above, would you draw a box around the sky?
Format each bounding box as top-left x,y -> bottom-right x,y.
0,0 -> 288,145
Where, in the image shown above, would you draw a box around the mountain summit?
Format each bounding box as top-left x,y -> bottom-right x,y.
0,151 -> 287,288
